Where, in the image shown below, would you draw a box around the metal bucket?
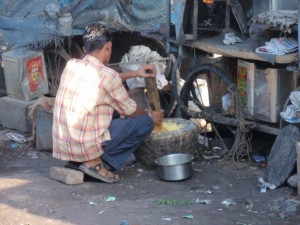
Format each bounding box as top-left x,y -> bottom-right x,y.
155,153 -> 194,181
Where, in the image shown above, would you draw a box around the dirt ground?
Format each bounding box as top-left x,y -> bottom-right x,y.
0,129 -> 300,225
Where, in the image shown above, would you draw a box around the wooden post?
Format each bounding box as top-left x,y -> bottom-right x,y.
145,77 -> 161,111
296,2 -> 300,196
193,0 -> 198,41
297,142 -> 300,196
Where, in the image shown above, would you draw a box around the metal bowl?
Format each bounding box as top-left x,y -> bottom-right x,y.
155,153 -> 194,181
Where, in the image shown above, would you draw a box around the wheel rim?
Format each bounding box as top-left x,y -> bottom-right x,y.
44,48 -> 71,96
44,39 -> 83,96
180,63 -> 247,160
181,64 -> 236,119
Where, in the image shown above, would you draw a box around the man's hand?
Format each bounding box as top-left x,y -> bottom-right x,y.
118,64 -> 157,81
128,108 -> 164,125
150,110 -> 164,125
136,64 -> 157,78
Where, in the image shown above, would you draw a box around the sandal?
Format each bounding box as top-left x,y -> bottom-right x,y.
79,163 -> 120,183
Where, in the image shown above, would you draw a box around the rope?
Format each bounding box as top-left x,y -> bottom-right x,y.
227,119 -> 253,162
226,88 -> 253,164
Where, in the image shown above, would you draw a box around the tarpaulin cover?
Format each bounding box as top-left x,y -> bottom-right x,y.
0,0 -> 175,50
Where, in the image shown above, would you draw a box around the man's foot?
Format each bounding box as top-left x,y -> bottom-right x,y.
79,163 -> 120,183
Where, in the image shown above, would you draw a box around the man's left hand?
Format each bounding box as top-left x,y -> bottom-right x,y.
136,64 -> 157,78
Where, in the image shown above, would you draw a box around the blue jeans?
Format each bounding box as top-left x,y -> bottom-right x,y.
101,115 -> 153,170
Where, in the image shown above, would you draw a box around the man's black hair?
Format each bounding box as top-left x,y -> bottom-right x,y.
83,22 -> 112,53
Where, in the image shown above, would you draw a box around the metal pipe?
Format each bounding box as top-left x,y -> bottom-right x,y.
298,0 -> 300,70
189,112 -> 280,135
166,0 -> 171,54
208,115 -> 279,135
108,57 -> 169,67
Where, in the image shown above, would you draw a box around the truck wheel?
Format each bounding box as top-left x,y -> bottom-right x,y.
134,118 -> 200,166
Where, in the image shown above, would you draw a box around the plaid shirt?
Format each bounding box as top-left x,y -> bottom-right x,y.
52,55 -> 137,162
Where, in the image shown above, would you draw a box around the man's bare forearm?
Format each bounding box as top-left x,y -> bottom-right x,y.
119,71 -> 137,81
118,64 -> 156,81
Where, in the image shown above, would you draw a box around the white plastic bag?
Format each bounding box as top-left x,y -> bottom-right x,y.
119,45 -> 168,90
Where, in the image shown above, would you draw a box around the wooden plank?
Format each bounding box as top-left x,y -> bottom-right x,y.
145,77 -> 161,111
297,142 -> 300,196
193,36 -> 298,64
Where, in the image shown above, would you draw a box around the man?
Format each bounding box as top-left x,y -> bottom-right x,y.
52,22 -> 164,183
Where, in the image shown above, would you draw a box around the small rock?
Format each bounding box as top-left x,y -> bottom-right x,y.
287,174 -> 298,188
272,198 -> 300,218
49,167 -> 84,185
280,199 -> 300,217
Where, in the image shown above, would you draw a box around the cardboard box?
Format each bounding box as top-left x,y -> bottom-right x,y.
237,60 -> 296,123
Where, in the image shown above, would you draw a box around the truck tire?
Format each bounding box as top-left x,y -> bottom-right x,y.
134,118 -> 200,167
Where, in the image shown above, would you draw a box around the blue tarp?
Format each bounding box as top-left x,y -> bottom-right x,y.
0,0 -> 178,50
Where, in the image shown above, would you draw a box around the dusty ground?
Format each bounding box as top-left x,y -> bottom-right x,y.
0,129 -> 299,225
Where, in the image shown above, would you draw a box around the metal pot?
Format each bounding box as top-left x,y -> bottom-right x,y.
155,153 -> 194,181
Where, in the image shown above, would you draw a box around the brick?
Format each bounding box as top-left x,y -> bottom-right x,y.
35,108 -> 53,150
49,167 -> 84,185
0,96 -> 34,133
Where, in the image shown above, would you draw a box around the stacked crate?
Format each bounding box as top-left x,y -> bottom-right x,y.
0,48 -> 49,133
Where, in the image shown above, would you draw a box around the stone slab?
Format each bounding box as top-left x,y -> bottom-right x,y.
267,125 -> 300,187
0,96 -> 34,133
